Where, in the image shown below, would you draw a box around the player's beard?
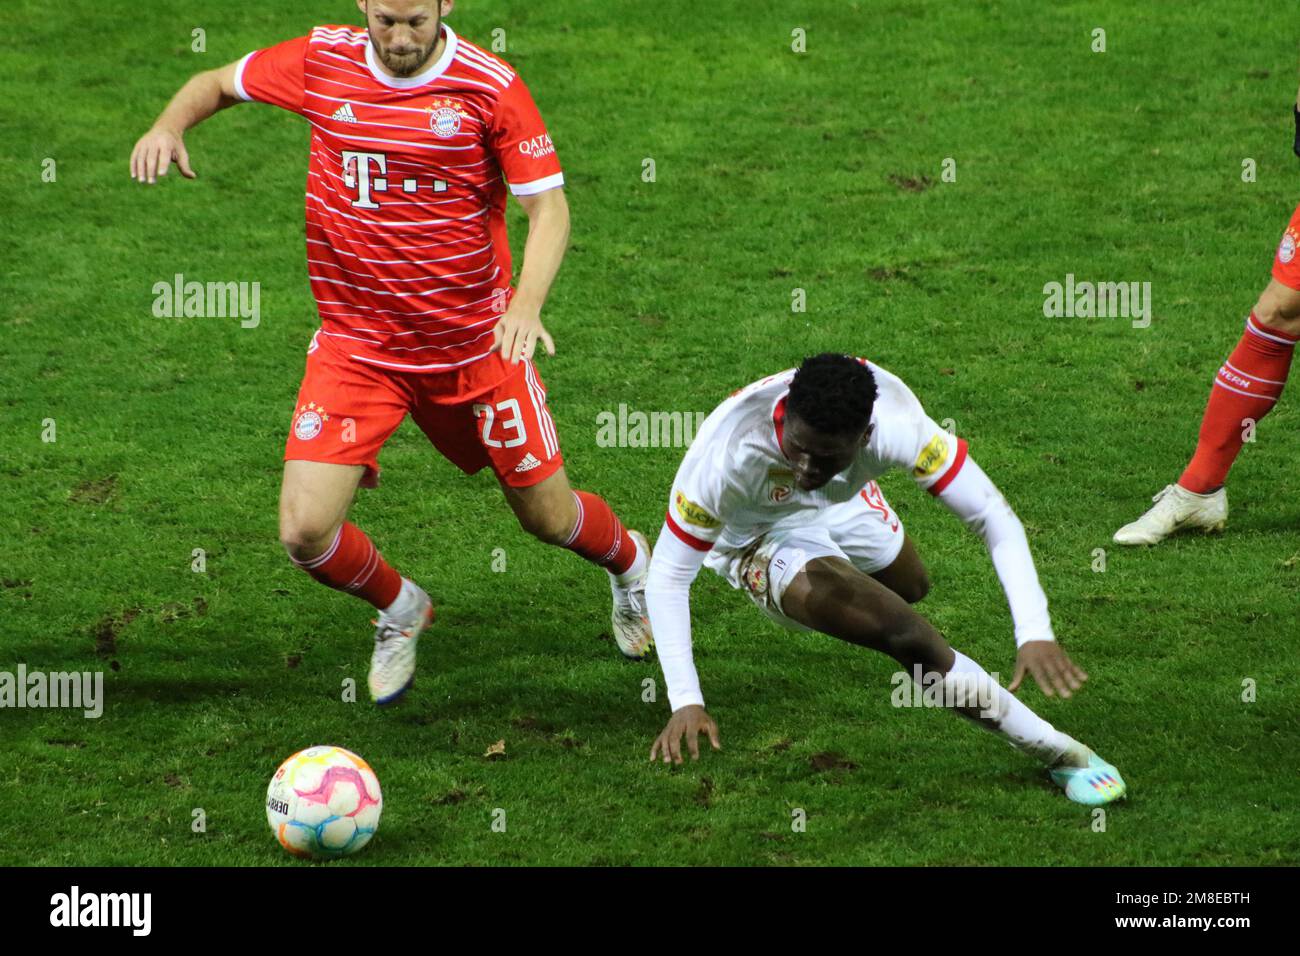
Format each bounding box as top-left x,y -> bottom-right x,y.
373,20 -> 441,77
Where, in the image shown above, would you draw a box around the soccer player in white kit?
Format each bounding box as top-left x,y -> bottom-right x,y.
645,354 -> 1127,806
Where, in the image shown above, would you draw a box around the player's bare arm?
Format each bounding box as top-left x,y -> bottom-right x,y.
129,60 -> 244,184
492,186 -> 570,364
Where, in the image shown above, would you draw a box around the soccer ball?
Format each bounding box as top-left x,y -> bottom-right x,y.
266,745 -> 383,859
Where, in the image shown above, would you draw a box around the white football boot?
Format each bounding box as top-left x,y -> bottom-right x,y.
1112,483 -> 1228,546
609,530 -> 654,661
368,579 -> 434,705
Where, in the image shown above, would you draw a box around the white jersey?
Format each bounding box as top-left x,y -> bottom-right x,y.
663,361 -> 968,555
646,359 -> 1053,713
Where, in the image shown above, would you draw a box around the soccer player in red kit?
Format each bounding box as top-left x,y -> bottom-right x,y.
129,0 -> 653,703
1115,88 -> 1300,545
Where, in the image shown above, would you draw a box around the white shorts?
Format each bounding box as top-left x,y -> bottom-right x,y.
703,481 -> 906,632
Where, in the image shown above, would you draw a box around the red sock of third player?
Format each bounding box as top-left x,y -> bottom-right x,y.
1179,313 -> 1297,493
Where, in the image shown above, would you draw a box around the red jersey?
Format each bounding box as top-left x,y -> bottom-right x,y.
234,22 -> 564,373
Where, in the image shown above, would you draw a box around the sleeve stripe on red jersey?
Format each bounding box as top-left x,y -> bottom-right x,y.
233,51 -> 255,102
665,511 -> 715,552
510,173 -> 565,196
927,438 -> 969,497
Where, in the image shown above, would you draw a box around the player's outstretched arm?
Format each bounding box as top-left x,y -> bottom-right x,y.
130,59 -> 245,185
491,187 -> 570,364
645,524 -> 721,764
930,454 -> 1088,699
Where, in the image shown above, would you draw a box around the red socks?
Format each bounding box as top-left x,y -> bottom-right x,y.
562,491 -> 638,576
289,521 -> 403,610
290,496 -> 639,611
1180,313 -> 1297,493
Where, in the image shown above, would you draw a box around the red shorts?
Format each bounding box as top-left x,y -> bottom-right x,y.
284,335 -> 564,488
1270,202 -> 1300,290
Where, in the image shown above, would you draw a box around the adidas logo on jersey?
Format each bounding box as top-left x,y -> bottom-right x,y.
514,453 -> 541,473
331,103 -> 359,124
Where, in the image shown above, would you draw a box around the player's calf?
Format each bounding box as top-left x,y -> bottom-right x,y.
511,498 -> 578,545
501,469 -> 653,659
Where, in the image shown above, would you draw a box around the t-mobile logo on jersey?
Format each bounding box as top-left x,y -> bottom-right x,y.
342,151 -> 448,210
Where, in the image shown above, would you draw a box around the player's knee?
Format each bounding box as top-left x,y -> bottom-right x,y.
1253,282 -> 1300,333
896,571 -> 931,605
279,511 -> 340,562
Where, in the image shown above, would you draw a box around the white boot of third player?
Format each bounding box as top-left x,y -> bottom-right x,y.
1113,483 -> 1228,546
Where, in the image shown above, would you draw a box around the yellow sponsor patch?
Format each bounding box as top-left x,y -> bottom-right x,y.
913,434 -> 950,478
674,491 -> 721,529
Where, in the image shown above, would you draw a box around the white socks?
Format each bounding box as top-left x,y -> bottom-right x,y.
612,536 -> 648,587
941,650 -> 1075,766
382,578 -> 421,618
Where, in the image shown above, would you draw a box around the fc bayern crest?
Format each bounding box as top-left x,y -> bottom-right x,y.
293,402 -> 329,441
1280,232 -> 1296,265
429,106 -> 462,138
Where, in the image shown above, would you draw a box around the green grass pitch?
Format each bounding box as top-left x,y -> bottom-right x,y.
2,0 -> 1298,865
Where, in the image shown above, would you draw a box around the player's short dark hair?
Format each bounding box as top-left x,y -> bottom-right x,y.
786,353 -> 877,436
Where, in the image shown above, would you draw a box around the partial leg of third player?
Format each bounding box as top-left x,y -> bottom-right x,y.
1114,87 -> 1300,546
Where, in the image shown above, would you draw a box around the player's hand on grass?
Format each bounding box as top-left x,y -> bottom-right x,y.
130,127 -> 195,185
650,704 -> 721,765
1008,640 -> 1088,699
491,303 -> 555,365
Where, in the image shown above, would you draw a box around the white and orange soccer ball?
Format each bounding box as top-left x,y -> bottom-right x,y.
266,745 -> 383,859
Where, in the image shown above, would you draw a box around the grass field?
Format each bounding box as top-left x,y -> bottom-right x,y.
2,0 -> 1299,866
